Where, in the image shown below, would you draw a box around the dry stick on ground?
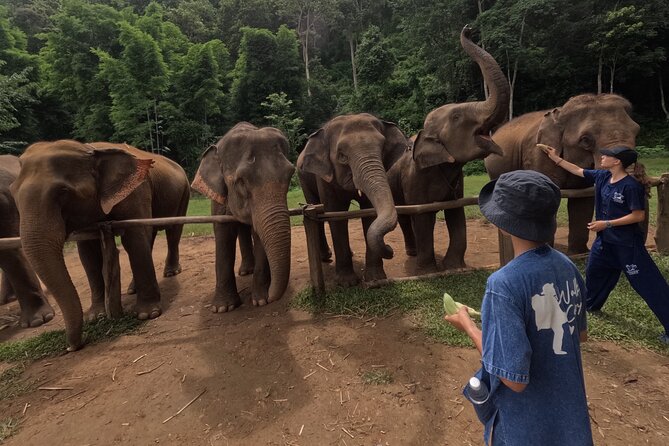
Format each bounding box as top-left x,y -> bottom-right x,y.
162,389 -> 207,424
132,354 -> 147,363
38,386 -> 74,391
22,403 -> 29,415
136,362 -> 165,376
112,367 -> 117,382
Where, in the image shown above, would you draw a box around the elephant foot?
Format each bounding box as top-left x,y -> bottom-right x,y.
163,264 -> 182,277
405,247 -> 417,257
320,247 -> 333,263
252,289 -> 270,307
126,279 -> 136,295
85,303 -> 107,322
20,300 -> 55,328
363,266 -> 387,282
133,301 -> 161,320
238,264 -> 254,277
441,256 -> 466,270
210,295 -> 241,313
416,258 -> 438,274
335,271 -> 360,287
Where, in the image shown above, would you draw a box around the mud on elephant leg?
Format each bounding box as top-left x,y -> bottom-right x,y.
121,229 -> 162,320
441,207 -> 468,270
164,224 -> 184,277
361,215 -> 387,282
567,197 -> 594,255
412,212 -> 438,273
329,219 -> 360,286
77,239 -> 108,321
237,224 -> 255,276
211,221 -> 242,313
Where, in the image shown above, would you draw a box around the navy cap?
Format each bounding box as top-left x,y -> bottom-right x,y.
600,146 -> 638,167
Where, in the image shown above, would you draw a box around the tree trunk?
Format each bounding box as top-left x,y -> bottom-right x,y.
659,72 -> 669,122
349,35 -> 358,92
597,52 -> 603,94
303,11 -> 312,97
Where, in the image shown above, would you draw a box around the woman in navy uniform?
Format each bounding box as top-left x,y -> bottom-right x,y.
539,144 -> 669,344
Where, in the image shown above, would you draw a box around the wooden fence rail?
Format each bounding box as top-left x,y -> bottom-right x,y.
1,176 -> 667,308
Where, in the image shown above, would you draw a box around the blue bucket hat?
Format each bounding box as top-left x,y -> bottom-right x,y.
479,170 -> 561,242
600,146 -> 638,168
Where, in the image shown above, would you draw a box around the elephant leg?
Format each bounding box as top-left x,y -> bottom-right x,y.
237,224 -> 255,276
126,230 -> 158,295
413,212 -> 438,272
121,228 -> 161,320
317,221 -> 333,263
164,224 -> 183,277
329,219 -> 359,286
442,207 -> 468,269
399,214 -> 416,256
212,220 -> 242,312
567,197 -> 594,254
250,231 -> 272,306
361,215 -> 386,282
0,271 -> 15,304
0,251 -> 54,327
77,239 -> 107,321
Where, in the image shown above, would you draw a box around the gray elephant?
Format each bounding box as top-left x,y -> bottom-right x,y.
297,113 -> 409,284
0,154 -> 54,327
10,140 -> 190,351
191,123 -> 295,312
387,25 -> 510,272
485,93 -> 640,253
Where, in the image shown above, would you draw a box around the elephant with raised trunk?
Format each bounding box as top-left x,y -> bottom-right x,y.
11,140 -> 190,351
0,154 -> 54,327
485,93 -> 640,254
191,123 -> 295,312
297,113 -> 409,284
388,25 -> 510,272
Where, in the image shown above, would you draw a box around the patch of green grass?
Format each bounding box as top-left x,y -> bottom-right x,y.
0,417 -> 19,443
0,316 -> 144,362
292,257 -> 669,353
0,363 -> 34,401
361,369 -> 393,385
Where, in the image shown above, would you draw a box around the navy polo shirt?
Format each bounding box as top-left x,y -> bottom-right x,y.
583,169 -> 645,247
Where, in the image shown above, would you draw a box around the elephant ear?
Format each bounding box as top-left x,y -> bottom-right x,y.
536,108 -> 564,157
191,145 -> 227,204
382,120 -> 410,169
412,130 -> 455,169
92,147 -> 153,215
300,128 -> 333,182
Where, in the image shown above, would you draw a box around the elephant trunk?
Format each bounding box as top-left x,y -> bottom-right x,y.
19,212 -> 83,351
460,26 -> 510,133
252,197 -> 291,302
351,153 -> 397,259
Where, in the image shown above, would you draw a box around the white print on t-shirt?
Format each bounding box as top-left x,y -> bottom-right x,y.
612,192 -> 624,204
625,264 -> 639,275
531,279 -> 583,355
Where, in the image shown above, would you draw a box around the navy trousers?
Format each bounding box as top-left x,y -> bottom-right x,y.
586,237 -> 669,333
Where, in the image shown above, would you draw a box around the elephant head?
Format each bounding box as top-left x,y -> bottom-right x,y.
191,123 -> 295,302
298,113 -> 409,259
10,140 -> 153,350
413,25 -> 510,169
535,94 -> 640,186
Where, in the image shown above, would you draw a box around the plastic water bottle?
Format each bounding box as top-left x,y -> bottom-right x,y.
466,376 -> 495,423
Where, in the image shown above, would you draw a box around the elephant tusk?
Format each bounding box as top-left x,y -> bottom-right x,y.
358,189 -> 363,197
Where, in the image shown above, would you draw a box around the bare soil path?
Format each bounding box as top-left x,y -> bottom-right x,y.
1,220 -> 668,445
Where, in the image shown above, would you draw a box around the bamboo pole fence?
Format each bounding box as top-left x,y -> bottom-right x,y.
0,176 -> 667,309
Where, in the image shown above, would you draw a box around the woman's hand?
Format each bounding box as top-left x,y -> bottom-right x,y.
537,143 -> 561,164
587,220 -> 607,232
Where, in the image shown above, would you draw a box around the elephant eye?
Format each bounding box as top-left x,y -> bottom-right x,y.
337,152 -> 349,164
451,113 -> 461,122
248,155 -> 256,164
579,134 -> 594,148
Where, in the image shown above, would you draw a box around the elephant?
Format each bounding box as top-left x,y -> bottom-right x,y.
387,25 -> 510,272
485,93 -> 640,254
10,140 -> 190,351
0,154 -> 55,327
191,122 -> 295,312
296,113 -> 410,284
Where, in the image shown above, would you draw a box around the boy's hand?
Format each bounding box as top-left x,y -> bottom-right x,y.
444,305 -> 474,333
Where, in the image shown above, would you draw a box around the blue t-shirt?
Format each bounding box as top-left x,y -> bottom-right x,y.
477,245 -> 592,446
583,169 -> 645,246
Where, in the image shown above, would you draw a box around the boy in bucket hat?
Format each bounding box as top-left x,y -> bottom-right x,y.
541,144 -> 669,345
445,170 -> 593,446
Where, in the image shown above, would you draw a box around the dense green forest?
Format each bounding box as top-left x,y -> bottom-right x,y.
1,0 -> 667,175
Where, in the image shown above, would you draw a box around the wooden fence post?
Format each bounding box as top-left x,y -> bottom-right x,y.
498,229 -> 514,267
301,204 -> 325,300
655,174 -> 669,254
99,223 -> 122,318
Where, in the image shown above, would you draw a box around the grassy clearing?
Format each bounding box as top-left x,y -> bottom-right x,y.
0,316 -> 143,363
0,418 -> 19,443
293,255 -> 669,353
0,363 -> 33,401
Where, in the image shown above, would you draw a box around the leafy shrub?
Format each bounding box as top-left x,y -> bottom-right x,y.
463,159 -> 487,176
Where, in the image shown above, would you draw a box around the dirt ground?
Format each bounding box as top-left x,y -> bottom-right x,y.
1,219 -> 669,446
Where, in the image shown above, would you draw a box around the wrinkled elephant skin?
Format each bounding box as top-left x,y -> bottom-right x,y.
191,123 -> 295,311
11,140 -> 190,351
485,93 -> 640,253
